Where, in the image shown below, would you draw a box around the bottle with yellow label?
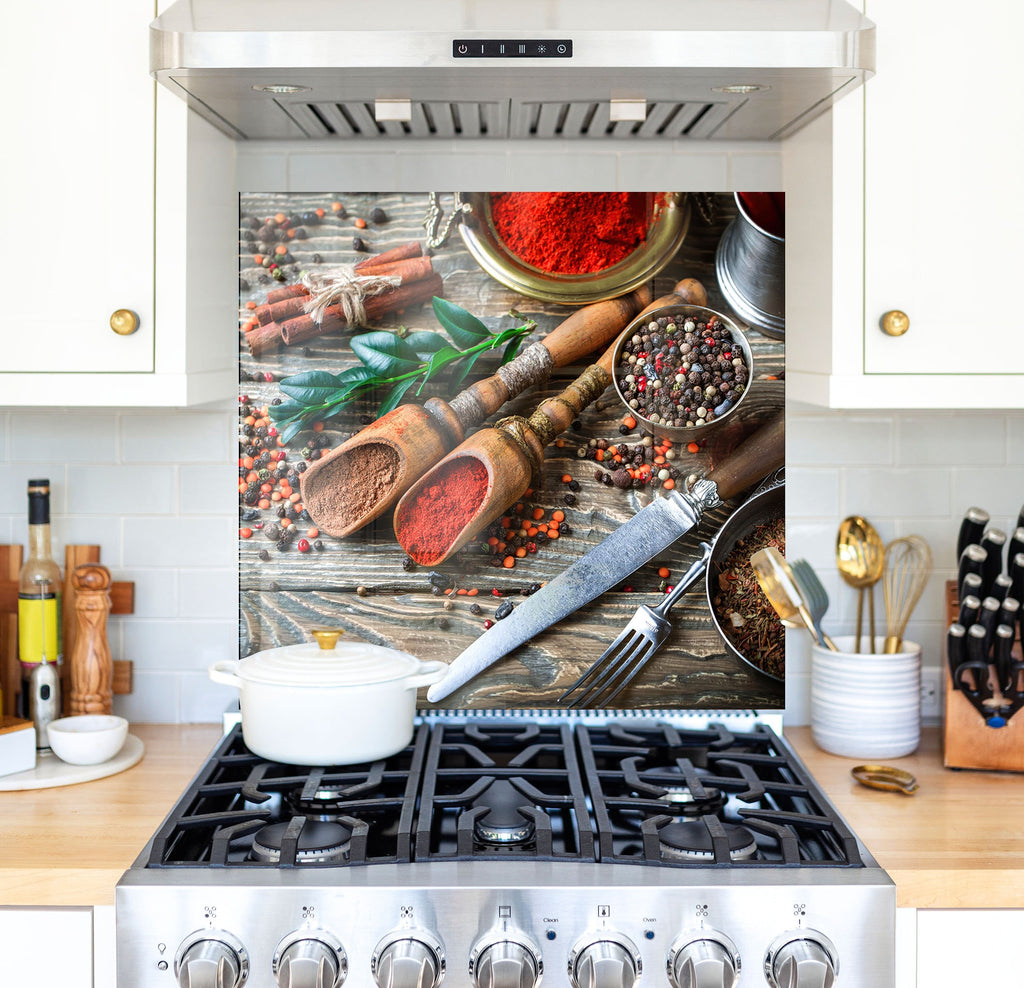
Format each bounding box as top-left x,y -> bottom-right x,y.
18,479 -> 62,720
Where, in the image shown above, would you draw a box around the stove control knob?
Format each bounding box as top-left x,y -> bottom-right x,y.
568,934 -> 641,988
273,931 -> 347,988
175,930 -> 249,988
470,936 -> 543,988
372,931 -> 445,988
668,932 -> 740,988
765,931 -> 838,988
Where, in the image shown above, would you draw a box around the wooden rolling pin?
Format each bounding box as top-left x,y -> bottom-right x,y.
68,564 -> 113,715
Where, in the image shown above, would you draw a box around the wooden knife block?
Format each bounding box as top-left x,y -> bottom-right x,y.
0,544 -> 134,718
943,580 -> 1024,772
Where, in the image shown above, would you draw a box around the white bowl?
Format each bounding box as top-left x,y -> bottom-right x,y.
46,715 -> 128,765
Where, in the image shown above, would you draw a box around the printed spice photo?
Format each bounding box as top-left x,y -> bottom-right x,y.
237,191 -> 786,710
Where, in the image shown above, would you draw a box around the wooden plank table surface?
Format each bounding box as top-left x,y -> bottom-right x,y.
237,192 -> 785,711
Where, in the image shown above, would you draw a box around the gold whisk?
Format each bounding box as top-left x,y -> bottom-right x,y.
882,535 -> 933,653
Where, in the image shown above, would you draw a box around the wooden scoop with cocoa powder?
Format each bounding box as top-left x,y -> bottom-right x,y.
300,280 -> 705,538
393,281 -> 710,566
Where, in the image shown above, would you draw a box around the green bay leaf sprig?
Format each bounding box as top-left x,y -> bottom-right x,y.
269,298 -> 536,443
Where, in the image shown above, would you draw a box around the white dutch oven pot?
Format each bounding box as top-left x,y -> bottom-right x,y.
209,629 -> 446,765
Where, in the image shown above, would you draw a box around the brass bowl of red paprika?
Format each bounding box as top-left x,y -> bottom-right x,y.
611,302 -> 755,443
457,191 -> 690,305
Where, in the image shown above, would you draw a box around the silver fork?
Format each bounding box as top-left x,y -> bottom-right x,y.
558,542 -> 713,709
790,558 -> 838,651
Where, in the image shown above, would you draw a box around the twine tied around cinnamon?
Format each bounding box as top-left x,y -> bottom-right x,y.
302,266 -> 403,326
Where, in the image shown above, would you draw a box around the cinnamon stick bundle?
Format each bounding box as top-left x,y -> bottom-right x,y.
246,272 -> 444,357
254,255 -> 435,327
263,242 -> 424,304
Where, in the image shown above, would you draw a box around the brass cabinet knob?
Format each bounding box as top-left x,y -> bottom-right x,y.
109,308 -> 140,336
880,310 -> 910,337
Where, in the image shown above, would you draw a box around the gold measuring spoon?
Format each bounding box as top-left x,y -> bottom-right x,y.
851,765 -> 919,795
836,516 -> 886,653
750,547 -> 839,650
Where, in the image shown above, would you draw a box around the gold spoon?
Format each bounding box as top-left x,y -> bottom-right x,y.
750,547 -> 839,650
836,516 -> 886,653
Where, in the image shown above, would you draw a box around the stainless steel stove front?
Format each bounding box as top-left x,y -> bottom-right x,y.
117,860 -> 894,987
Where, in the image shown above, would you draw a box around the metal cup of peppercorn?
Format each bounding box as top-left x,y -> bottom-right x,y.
611,302 -> 754,443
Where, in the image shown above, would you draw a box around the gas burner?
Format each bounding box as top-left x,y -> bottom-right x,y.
472,780 -> 536,845
656,780 -> 728,818
250,820 -> 352,864
658,821 -> 757,863
287,785 -> 353,819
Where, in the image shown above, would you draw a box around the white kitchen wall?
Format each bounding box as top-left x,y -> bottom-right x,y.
0,407 -> 240,724
3,402 -> 1020,725
784,402 -> 1024,725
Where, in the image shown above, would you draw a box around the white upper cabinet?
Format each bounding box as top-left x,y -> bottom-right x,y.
785,0 -> 1024,408
2,0 -> 237,406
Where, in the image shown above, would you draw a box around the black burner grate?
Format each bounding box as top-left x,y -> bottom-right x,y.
143,720 -> 862,870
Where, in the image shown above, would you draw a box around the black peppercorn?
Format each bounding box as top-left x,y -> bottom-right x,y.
437,617 -> 450,630
258,549 -> 270,561
352,237 -> 368,252
370,206 -> 388,223
564,493 -> 577,505
402,556 -> 417,572
470,602 -> 482,615
568,480 -> 581,492
494,600 -> 514,621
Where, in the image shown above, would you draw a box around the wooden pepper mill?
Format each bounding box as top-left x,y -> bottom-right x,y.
69,564 -> 113,715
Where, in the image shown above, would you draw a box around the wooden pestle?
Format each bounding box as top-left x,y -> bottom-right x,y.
68,564 -> 113,715
300,283 -> 699,539
393,280 -> 710,566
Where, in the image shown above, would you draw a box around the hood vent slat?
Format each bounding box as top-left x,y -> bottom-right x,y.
281,97 -> 749,141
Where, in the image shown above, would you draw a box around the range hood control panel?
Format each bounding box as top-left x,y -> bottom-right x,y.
452,40 -> 573,58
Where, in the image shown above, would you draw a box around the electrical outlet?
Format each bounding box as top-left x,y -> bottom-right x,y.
920,667 -> 942,720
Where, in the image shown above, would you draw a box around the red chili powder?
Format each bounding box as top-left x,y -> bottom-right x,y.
398,457 -> 490,566
489,192 -> 649,274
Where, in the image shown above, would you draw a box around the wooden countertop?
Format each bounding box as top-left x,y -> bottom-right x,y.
0,725 -> 1019,909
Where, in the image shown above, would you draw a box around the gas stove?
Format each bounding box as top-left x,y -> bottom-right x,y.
117,713 -> 894,987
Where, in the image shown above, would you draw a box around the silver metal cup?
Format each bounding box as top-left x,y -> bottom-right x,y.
715,192 -> 785,339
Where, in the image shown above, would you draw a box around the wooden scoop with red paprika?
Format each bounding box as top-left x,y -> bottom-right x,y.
393,280 -> 709,566
301,279 -> 704,538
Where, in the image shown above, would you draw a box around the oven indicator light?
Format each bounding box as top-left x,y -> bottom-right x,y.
598,905 -> 611,918
546,930 -> 557,941
644,930 -> 655,940
157,961 -> 168,971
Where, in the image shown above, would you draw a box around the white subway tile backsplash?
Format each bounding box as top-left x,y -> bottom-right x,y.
844,467 -> 951,519
116,568 -> 180,619
180,465 -> 237,516
786,413 -> 893,465
123,517 -> 235,569
113,671 -> 181,724
783,467 -> 840,519
179,671 -> 240,724
9,413 -> 117,462
728,153 -> 784,189
179,569 -> 238,619
120,410 -> 232,463
0,463 -> 67,514
950,467 -> 1024,527
287,152 -> 400,192
123,618 -> 235,672
617,154 -> 728,190
67,465 -> 176,514
897,414 -> 1006,465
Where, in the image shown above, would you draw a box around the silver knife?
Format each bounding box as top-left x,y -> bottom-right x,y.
427,412 -> 785,702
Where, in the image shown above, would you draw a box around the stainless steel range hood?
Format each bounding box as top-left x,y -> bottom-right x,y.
150,0 -> 874,142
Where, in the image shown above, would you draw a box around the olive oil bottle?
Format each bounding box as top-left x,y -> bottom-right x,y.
18,479 -> 62,739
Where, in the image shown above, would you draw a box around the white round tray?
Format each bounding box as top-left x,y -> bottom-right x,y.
0,733 -> 144,791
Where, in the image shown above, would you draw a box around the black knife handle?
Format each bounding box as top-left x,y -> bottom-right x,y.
998,596 -> 1020,631
960,572 -> 983,603
958,545 -> 988,599
958,594 -> 982,628
978,596 -> 1002,650
957,506 -> 990,561
965,624 -> 992,699
1009,527 -> 1024,568
991,573 -> 1014,604
1011,553 -> 1024,605
980,528 -> 1008,588
995,624 -> 1016,695
946,623 -> 967,689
